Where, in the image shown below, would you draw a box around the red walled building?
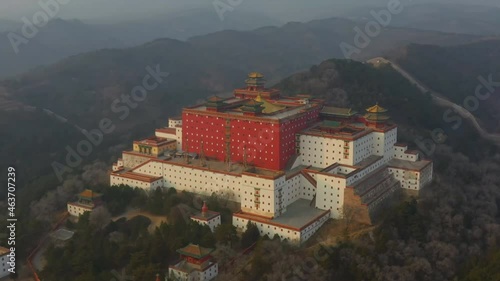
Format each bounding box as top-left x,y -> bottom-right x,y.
182,73 -> 323,171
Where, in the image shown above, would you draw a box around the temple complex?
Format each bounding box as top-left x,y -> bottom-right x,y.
110,72 -> 433,244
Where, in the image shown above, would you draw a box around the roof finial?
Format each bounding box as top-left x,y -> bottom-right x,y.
202,201 -> 208,217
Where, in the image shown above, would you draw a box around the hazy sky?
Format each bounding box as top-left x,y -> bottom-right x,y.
1,0 -> 498,22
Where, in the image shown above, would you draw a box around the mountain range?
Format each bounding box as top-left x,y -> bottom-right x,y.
344,3 -> 500,36
1,3 -> 498,78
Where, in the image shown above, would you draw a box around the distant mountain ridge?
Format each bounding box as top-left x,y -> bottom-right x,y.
1,2 -> 496,79
0,8 -> 282,78
344,3 -> 500,36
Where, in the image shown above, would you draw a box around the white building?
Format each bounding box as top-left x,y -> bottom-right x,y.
168,244 -> 218,281
67,189 -> 103,217
190,202 -> 221,232
0,247 -> 11,278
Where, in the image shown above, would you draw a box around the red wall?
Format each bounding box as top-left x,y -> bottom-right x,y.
230,119 -> 280,170
182,112 -> 226,161
182,107 -> 321,171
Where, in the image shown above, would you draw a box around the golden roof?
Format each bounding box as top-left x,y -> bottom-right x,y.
79,189 -> 101,199
248,72 -> 264,78
366,103 -> 387,113
254,94 -> 285,113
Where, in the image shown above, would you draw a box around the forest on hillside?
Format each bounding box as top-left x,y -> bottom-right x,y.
391,40 -> 500,132
34,143 -> 500,280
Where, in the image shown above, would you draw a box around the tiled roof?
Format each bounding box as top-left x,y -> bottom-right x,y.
321,106 -> 357,117
191,210 -> 220,221
366,104 -> 388,113
248,72 -> 264,78
177,244 -> 214,259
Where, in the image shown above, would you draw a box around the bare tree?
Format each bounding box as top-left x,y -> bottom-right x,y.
89,206 -> 112,229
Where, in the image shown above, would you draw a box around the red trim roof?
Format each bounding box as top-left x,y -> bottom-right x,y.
233,209 -> 330,232
156,128 -> 177,135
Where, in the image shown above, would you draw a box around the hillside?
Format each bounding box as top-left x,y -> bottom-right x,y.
0,19 -> 124,78
388,39 -> 500,132
275,59 -> 492,158
0,14 -> 481,79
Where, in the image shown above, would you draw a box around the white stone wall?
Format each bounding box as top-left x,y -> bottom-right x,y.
371,132 -> 386,157
232,216 -> 301,244
353,133 -> 374,164
191,216 -> 221,232
388,168 -> 419,190
419,163 -> 433,188
388,162 -> 433,192
67,204 -> 91,217
110,174 -> 162,191
299,212 -> 330,243
200,263 -> 218,281
315,174 -> 346,218
298,134 -> 354,168
299,127 -> 397,168
176,127 -> 183,150
393,145 -> 408,159
383,130 -> 396,161
0,253 -> 10,278
241,175 -> 278,217
155,131 -> 176,139
300,173 -> 316,201
233,211 -> 330,245
283,174 -> 303,206
393,145 -> 419,162
168,268 -> 189,281
131,160 -> 241,201
169,118 -> 182,128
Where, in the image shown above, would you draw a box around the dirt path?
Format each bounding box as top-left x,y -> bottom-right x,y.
367,57 -> 500,145
112,209 -> 168,232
